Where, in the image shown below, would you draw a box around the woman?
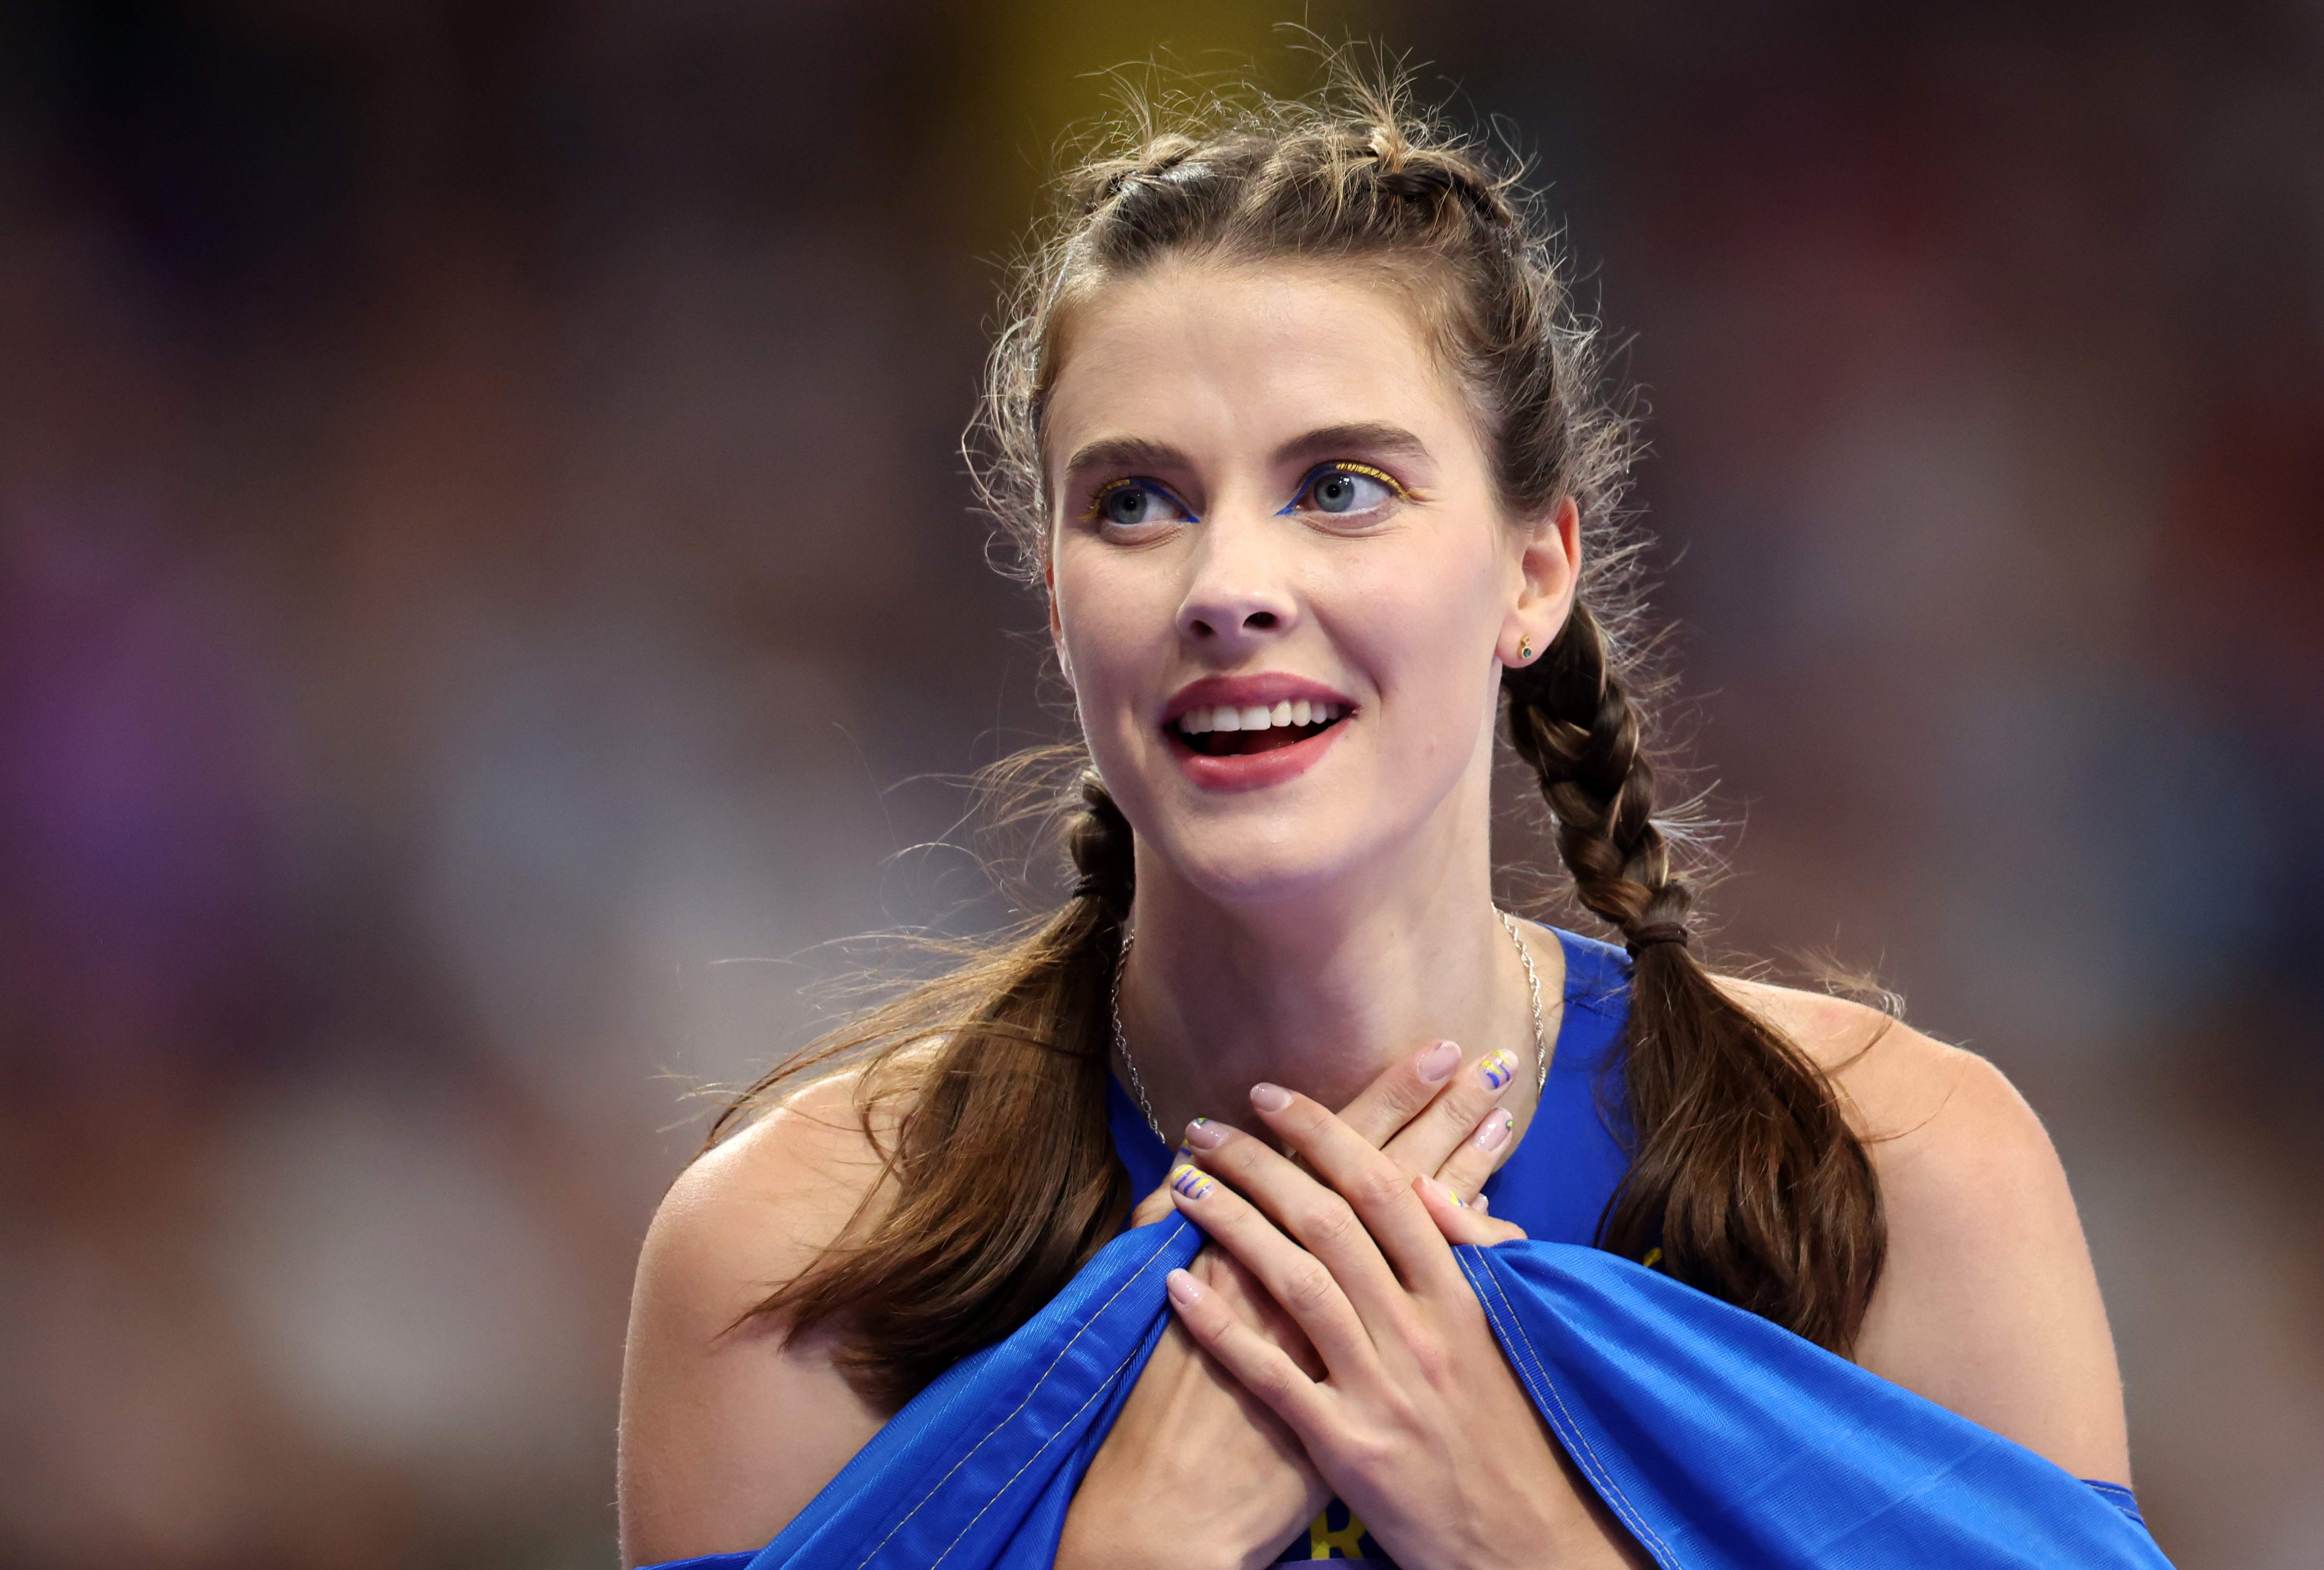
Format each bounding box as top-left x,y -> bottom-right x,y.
618,72 -> 2160,1570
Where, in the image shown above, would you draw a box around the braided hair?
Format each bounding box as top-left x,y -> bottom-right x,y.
724,61 -> 1882,1410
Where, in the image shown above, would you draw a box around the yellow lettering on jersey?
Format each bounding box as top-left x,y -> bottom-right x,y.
1308,1506 -> 1368,1559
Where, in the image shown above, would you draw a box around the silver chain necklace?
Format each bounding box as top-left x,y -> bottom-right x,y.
1109,908 -> 1551,1146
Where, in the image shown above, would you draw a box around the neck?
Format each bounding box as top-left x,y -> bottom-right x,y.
1114,845 -> 1554,1144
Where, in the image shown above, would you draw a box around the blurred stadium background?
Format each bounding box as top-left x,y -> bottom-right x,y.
1,1 -> 2319,1565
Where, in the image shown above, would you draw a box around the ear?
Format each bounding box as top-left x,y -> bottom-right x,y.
1045,558 -> 1074,691
1500,495 -> 1581,670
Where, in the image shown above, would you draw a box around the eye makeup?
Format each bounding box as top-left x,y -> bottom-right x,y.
1279,460 -> 1419,517
1080,476 -> 1201,527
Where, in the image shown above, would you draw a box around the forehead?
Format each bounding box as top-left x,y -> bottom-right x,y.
1044,258 -> 1471,467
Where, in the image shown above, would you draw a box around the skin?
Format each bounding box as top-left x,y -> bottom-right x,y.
616,258 -> 2130,1569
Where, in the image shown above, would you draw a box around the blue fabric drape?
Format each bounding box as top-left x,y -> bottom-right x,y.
646,1213 -> 2168,1570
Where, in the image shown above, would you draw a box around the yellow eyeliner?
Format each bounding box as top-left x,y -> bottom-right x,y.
1079,477 -> 1139,522
1316,460 -> 1414,498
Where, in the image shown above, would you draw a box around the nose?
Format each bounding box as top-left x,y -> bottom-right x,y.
1175,517 -> 1300,650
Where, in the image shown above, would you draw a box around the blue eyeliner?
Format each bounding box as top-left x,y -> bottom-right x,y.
1085,477 -> 1201,525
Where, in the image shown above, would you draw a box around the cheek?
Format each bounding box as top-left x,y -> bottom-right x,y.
1054,547 -> 1166,697
1337,548 -> 1506,700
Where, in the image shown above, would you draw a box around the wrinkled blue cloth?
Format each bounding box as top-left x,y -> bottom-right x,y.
649,1214 -> 2165,1570
648,929 -> 2168,1568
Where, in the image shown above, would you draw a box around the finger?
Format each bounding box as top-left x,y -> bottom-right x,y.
1197,1244 -> 1327,1379
1127,1145 -> 1196,1228
1183,1118 -> 1411,1323
1430,1101 -> 1517,1206
1166,1160 -> 1378,1375
1333,1038 -> 1467,1150
1166,1267 -> 1334,1438
1245,1087 -> 1466,1300
1415,1173 -> 1529,1247
1378,1045 -> 1527,1187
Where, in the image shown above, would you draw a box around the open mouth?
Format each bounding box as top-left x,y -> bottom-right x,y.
1171,699 -> 1348,757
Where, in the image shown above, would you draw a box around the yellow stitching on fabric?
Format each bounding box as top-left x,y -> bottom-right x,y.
928,1343 -> 1143,1569
1459,1251 -> 1655,1555
853,1225 -> 1187,1569
1457,1249 -> 1681,1567
1466,1253 -> 1669,1561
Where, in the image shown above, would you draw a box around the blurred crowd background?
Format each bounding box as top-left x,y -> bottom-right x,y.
2,1 -> 2319,1565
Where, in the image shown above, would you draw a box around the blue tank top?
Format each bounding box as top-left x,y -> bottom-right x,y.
1104,927 -> 1636,1566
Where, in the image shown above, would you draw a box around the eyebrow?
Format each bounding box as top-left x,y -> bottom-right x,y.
1059,436 -> 1193,479
1272,422 -> 1432,468
1059,423 -> 1432,481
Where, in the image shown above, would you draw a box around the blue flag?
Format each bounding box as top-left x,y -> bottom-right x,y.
646,1213 -> 2166,1570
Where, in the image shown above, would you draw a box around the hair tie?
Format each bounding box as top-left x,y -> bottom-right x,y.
1625,921 -> 1691,958
1071,873 -> 1121,904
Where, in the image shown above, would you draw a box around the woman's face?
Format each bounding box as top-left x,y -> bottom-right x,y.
1044,258 -> 1577,908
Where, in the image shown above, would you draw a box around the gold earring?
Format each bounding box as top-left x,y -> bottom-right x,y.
1518,636 -> 1532,662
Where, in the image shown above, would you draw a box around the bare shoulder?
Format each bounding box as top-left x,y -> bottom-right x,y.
1717,977 -> 2132,1483
618,1060 -> 922,1568
1715,976 -> 1999,1143
641,1065 -> 903,1311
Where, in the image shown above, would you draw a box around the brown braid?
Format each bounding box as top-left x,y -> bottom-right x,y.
1505,606 -> 1885,1352
714,768 -> 1138,1409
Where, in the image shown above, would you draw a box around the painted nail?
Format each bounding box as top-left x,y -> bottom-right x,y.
1250,1083 -> 1293,1112
1474,1108 -> 1515,1153
1169,1162 -> 1217,1200
1166,1268 -> 1204,1305
1416,1039 -> 1462,1083
1423,1174 -> 1466,1208
1184,1117 -> 1229,1151
1475,1049 -> 1518,1092
1472,1191 -> 1492,1215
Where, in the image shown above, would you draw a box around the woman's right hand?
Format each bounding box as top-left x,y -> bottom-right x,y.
1055,1040 -> 1526,1570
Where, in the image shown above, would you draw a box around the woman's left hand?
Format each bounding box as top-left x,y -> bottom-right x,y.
1164,1086 -> 1646,1570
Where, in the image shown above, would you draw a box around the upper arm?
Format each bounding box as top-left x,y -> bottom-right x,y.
617,1074 -> 899,1568
1726,983 -> 2132,1483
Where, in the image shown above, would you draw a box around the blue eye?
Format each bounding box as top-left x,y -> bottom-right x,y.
1088,481 -> 1193,527
1294,464 -> 1404,516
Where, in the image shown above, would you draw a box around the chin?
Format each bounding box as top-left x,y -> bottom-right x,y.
1139,810 -> 1378,909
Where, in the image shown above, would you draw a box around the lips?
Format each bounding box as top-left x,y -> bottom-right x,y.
1161,674 -> 1355,790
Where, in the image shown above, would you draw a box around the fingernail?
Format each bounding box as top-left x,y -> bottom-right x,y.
1250,1083 -> 1292,1112
1166,1267 -> 1204,1305
1417,1039 -> 1461,1083
1423,1174 -> 1466,1208
1472,1191 -> 1491,1214
1169,1162 -> 1217,1200
1184,1117 -> 1229,1151
1475,1049 -> 1517,1092
1474,1108 -> 1514,1153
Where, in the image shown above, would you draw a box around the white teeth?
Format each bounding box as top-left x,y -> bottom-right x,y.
1176,698 -> 1347,737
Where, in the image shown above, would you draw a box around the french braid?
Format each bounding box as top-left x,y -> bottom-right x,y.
1506,606 -> 1884,1351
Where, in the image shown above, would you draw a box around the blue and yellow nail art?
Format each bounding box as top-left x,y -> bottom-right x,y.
1170,1162 -> 1217,1201
1477,1048 -> 1517,1092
